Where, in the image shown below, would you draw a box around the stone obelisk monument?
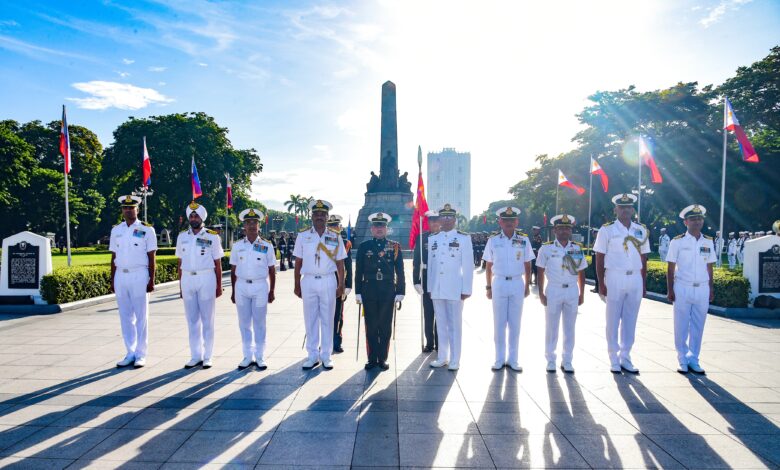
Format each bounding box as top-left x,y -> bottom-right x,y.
355,81 -> 414,248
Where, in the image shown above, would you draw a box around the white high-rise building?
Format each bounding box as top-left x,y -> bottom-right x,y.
427,148 -> 471,220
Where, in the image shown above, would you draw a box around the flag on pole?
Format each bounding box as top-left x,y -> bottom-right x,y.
638,136 -> 663,183
191,157 -> 203,199
409,169 -> 430,249
59,105 -> 71,174
346,216 -> 352,241
590,158 -> 609,192
142,137 -> 152,188
225,174 -> 233,209
558,170 -> 586,195
482,214 -> 487,224
543,212 -> 548,226
724,97 -> 759,163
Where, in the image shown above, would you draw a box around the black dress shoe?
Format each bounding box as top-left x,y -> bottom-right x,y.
333,346 -> 344,353
378,362 -> 390,370
364,361 -> 376,370
423,346 -> 433,353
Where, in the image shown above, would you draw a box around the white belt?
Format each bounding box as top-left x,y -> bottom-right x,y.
117,267 -> 147,273
675,279 -> 708,287
183,269 -> 215,276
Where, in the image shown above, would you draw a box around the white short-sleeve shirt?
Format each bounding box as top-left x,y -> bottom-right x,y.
110,220 -> 157,269
229,237 -> 276,279
482,230 -> 535,277
666,232 -> 716,284
593,220 -> 650,270
536,239 -> 588,285
292,227 -> 347,275
176,229 -> 224,271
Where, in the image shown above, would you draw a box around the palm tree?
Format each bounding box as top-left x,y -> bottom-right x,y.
284,194 -> 301,214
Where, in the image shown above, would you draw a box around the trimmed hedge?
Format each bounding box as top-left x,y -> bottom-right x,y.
582,257 -> 749,308
41,256 -> 232,304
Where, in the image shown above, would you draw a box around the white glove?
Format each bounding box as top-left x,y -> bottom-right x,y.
355,294 -> 362,304
414,284 -> 423,295
344,288 -> 351,297
395,295 -> 405,302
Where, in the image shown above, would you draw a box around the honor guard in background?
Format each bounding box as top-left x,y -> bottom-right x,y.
355,212 -> 405,370
666,205 -> 716,374
427,204 -> 474,371
594,193 -> 650,374
658,228 -> 671,262
714,231 -> 724,268
328,214 -> 353,353
110,196 -> 157,368
176,202 -> 224,369
482,207 -> 534,372
293,199 -> 347,370
727,232 -> 737,269
530,226 -> 543,284
413,210 -> 440,352
230,209 -> 276,370
277,232 -> 288,271
536,214 -> 587,373
737,232 -> 747,265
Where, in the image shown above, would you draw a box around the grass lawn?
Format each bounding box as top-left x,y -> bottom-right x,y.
51,252 -> 177,270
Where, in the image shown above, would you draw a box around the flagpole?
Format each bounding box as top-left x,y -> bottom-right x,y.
555,184 -> 559,215
637,137 -> 643,223
417,148 -> 425,352
64,165 -> 72,267
587,158 -> 593,250
719,98 -> 728,243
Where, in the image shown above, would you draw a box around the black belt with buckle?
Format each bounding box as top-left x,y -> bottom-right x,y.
693,282 -> 701,287
625,270 -> 633,275
562,284 -> 569,288
313,275 -> 322,279
504,276 -> 513,280
246,279 -> 254,284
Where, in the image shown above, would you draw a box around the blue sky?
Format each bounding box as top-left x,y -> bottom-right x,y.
1,0 -> 778,222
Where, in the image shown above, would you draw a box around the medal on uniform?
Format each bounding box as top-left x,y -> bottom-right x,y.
376,268 -> 383,281
516,251 -> 521,260
378,251 -> 385,257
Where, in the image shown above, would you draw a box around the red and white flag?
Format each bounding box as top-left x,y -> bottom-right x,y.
226,174 -> 233,209
590,158 -> 609,192
558,170 -> 585,195
724,97 -> 759,163
638,136 -> 663,183
409,169 -> 430,249
59,105 -> 71,174
142,137 -> 152,188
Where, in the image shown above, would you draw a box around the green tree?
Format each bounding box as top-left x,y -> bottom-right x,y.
100,112 -> 263,236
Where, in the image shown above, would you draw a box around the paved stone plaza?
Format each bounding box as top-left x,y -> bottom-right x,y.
0,261 -> 779,469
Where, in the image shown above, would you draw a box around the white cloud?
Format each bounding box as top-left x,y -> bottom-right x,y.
700,0 -> 752,27
121,58 -> 135,64
68,81 -> 173,110
116,71 -> 131,78
148,66 -> 167,72
198,62 -> 209,67
158,81 -> 167,86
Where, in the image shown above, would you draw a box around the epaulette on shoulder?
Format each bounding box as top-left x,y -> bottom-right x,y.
457,230 -> 469,235
673,234 -> 684,240
142,221 -> 153,227
573,241 -> 584,247
328,227 -> 340,234
180,229 -> 188,233
603,221 -> 614,227
298,226 -> 310,233
260,236 -> 271,243
206,229 -> 218,235
704,235 -> 713,240
639,223 -> 648,229
515,230 -> 527,237
543,241 -> 553,245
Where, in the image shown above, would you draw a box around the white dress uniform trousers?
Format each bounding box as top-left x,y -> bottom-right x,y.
176,229 -> 224,361
110,220 -> 157,360
594,221 -> 650,366
230,237 -> 276,360
666,232 -> 716,364
658,234 -> 670,262
482,231 -> 534,365
536,240 -> 587,363
714,237 -> 724,268
293,227 -> 347,362
727,239 -> 737,269
427,229 -> 474,366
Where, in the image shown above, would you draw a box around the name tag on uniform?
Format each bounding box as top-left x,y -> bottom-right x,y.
324,236 -> 338,247
699,247 -> 711,254
633,229 -> 643,237
512,239 -> 524,247
253,244 -> 268,253
569,251 -> 584,260
449,240 -> 459,248
132,229 -> 146,238
196,238 -> 212,247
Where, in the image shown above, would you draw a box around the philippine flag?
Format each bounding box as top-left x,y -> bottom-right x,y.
638,136 -> 663,183
142,137 -> 152,188
590,158 -> 609,192
724,97 -> 759,163
558,170 -> 586,195
226,174 -> 233,209
59,105 -> 71,174
191,157 -> 203,199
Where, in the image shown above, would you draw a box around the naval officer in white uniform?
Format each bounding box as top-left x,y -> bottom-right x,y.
427,204 -> 473,371
293,199 -> 347,370
594,193 -> 650,374
666,204 -> 716,374
110,195 -> 157,368
482,206 -> 533,372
